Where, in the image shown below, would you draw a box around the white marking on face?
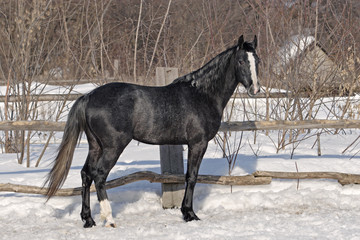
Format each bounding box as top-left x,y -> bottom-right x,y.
100,199 -> 116,227
247,52 -> 259,94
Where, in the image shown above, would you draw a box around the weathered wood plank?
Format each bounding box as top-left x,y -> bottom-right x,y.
0,120 -> 65,131
1,91 -> 350,103
1,119 -> 360,132
219,119 -> 360,132
156,67 -> 185,209
0,93 -> 83,102
0,171 -> 272,196
3,170 -> 360,197
254,171 -> 360,185
160,145 -> 185,208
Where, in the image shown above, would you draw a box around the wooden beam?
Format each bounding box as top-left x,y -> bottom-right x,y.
0,91 -> 354,103
0,121 -> 65,131
0,92 -> 297,102
233,92 -> 297,99
254,171 -> 360,185
2,170 -> 360,197
0,93 -> 82,102
219,119 -> 360,132
1,119 -> 360,132
0,171 -> 272,196
156,67 -> 184,209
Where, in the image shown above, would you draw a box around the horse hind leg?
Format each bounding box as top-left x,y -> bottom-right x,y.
80,157 -> 97,228
80,131 -> 101,228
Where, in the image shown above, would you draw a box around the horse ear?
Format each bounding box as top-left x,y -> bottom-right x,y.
237,35 -> 244,49
253,35 -> 257,49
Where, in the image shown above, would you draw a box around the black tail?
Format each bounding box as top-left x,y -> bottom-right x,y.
44,95 -> 88,199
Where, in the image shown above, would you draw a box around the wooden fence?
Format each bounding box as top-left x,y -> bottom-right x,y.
1,67 -> 360,208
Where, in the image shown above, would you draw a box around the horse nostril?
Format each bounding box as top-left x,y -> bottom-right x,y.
247,85 -> 255,97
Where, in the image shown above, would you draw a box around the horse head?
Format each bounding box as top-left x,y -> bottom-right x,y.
234,35 -> 260,97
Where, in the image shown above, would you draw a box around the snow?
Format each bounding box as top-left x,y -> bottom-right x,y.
2,83 -> 360,239
2,134 -> 360,239
273,34 -> 316,75
278,34 -> 315,63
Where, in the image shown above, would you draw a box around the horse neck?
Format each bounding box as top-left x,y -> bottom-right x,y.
172,47 -> 238,115
208,57 -> 238,114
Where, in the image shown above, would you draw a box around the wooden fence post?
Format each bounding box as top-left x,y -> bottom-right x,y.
114,59 -> 119,77
156,67 -> 185,209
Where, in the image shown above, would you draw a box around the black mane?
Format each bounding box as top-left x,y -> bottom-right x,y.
171,46 -> 236,93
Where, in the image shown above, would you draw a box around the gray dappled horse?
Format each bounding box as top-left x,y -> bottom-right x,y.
44,35 -> 260,228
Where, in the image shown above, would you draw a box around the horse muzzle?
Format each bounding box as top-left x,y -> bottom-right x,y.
247,84 -> 260,97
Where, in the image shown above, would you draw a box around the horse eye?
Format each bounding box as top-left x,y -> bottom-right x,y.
239,60 -> 244,65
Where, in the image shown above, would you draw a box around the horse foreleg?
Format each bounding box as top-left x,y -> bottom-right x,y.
181,141 -> 208,222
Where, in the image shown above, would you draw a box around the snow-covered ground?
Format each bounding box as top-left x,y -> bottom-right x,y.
2,83 -> 360,239
2,132 -> 360,239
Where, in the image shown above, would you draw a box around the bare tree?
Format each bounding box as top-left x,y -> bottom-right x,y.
0,0 -> 359,164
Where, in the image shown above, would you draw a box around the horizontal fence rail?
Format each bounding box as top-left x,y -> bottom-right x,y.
3,170 -> 360,196
0,93 -> 83,102
219,119 -> 360,131
2,91 -> 341,103
1,119 -> 360,132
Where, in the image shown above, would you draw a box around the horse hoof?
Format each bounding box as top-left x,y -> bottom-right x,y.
183,213 -> 200,222
83,220 -> 96,228
105,223 -> 116,228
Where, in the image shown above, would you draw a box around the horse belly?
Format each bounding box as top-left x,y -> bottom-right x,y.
132,119 -> 188,145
